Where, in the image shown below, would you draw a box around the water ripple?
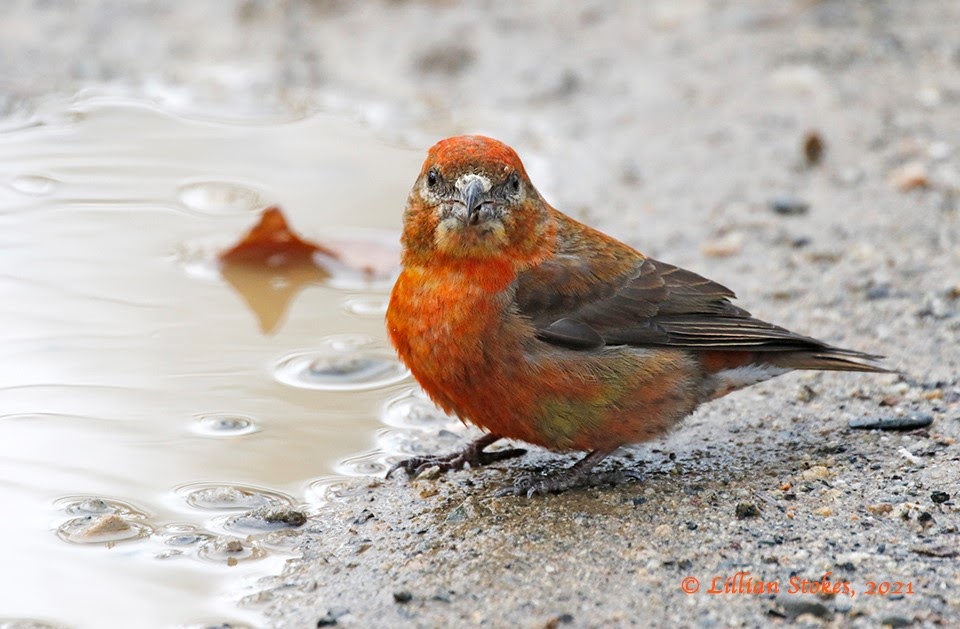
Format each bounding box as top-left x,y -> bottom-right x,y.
272,335 -> 408,391
190,413 -> 260,438
177,180 -> 263,215
176,482 -> 294,511
9,174 -> 58,195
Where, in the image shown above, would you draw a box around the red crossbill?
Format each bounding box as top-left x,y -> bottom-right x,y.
385,135 -> 888,496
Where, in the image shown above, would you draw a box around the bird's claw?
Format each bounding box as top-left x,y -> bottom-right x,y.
386,445 -> 527,480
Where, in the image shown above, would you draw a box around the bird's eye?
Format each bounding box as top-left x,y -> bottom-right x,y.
507,172 -> 521,194
426,169 -> 439,188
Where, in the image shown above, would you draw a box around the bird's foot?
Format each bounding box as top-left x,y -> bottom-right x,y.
385,433 -> 526,480
496,450 -> 642,497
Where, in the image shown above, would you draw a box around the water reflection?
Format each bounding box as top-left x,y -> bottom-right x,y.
220,262 -> 330,333
180,206 -> 400,334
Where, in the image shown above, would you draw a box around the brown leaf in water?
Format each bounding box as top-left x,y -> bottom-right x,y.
219,206 -> 337,267
218,206 -> 336,333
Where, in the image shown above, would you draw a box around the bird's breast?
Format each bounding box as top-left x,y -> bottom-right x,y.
386,264 -> 528,413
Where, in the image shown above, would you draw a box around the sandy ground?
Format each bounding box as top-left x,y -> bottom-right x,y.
4,1 -> 959,627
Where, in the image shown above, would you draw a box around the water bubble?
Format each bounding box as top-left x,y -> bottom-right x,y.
336,452 -> 389,476
381,391 -> 455,430
154,549 -> 183,560
197,536 -> 264,564
57,514 -> 152,545
55,496 -> 148,519
166,533 -> 213,547
307,478 -> 379,505
178,483 -> 294,511
9,174 -> 58,195
159,524 -> 214,547
222,506 -> 309,534
177,180 -> 262,215
64,498 -> 111,514
376,430 -> 424,456
258,529 -> 304,553
191,413 -> 259,437
377,428 -> 465,459
273,336 -> 407,392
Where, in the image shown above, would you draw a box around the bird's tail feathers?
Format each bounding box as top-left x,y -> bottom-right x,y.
766,349 -> 893,373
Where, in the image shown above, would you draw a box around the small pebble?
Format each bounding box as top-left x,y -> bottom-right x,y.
931,491 -> 950,504
898,447 -> 923,466
769,197 -> 810,216
795,385 -> 817,402
821,488 -> 842,502
222,540 -> 244,553
910,546 -> 958,558
867,504 -> 893,516
848,413 -> 933,431
801,466 -> 830,481
803,131 -> 825,166
263,509 -> 308,527
418,486 -> 439,498
316,608 -> 348,627
866,284 -> 891,300
777,598 -> 832,619
415,45 -> 475,76
393,591 -> 413,604
352,509 -> 376,525
545,613 -> 575,628
226,506 -> 308,533
81,514 -> 131,536
416,466 -> 441,480
879,616 -> 914,628
700,232 -> 743,257
889,162 -> 929,191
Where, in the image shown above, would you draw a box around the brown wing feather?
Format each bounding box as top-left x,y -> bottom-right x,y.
516,240 -> 885,368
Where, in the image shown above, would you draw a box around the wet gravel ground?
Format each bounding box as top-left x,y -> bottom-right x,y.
5,0 -> 958,627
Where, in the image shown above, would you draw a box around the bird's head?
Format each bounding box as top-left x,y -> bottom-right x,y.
401,135 -> 555,268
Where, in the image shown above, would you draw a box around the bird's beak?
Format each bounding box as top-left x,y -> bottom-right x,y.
462,178 -> 486,225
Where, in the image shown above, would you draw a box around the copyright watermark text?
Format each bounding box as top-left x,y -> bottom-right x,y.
680,572 -> 915,597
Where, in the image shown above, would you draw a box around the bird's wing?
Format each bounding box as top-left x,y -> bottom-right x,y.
513,220 -> 871,360
513,211 -> 888,373
517,254 -> 808,349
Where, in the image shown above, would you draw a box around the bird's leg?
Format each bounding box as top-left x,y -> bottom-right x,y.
498,449 -> 643,498
385,433 -> 527,480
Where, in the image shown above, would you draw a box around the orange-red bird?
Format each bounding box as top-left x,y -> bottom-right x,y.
386,135 -> 887,496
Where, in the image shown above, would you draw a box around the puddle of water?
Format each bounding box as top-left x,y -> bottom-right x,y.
0,96 -> 425,628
